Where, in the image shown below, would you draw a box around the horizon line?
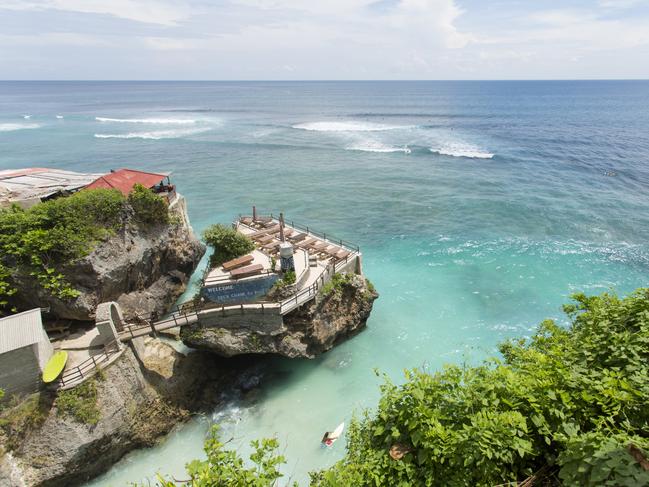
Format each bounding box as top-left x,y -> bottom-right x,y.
1,78 -> 649,83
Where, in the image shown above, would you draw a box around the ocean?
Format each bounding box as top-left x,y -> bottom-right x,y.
1,80 -> 648,485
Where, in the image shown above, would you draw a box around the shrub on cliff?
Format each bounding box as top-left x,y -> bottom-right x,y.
202,224 -> 255,267
0,189 -> 125,311
151,425 -> 296,487
311,289 -> 649,487
128,183 -> 170,225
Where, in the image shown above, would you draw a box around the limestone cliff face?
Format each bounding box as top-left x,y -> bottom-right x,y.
0,338 -> 241,487
13,195 -> 205,322
180,274 -> 378,358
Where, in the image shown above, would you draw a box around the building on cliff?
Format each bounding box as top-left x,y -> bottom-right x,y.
0,167 -> 176,208
85,168 -> 176,203
0,309 -> 53,398
0,167 -> 103,208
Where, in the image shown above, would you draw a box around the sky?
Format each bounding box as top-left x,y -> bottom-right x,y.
0,0 -> 648,79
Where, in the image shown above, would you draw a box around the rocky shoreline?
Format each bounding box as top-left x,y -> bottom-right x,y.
181,274 -> 378,358
0,199 -> 378,487
0,338 -> 261,487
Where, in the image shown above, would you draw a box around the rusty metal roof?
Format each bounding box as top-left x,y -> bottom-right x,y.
85,168 -> 169,195
0,308 -> 46,354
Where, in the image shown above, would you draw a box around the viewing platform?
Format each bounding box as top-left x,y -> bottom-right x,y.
112,210 -> 365,342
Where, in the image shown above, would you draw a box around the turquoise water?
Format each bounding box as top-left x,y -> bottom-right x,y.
1,81 -> 649,485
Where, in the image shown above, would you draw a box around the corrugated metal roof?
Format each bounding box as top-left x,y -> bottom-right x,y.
85,168 -> 169,195
0,168 -> 104,206
0,308 -> 46,354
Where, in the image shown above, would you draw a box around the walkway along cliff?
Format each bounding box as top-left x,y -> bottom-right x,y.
119,211 -> 379,358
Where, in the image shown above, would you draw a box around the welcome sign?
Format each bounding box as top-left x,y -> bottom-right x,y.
202,275 -> 279,305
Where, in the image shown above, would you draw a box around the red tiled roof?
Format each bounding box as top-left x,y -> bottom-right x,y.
86,168 -> 168,195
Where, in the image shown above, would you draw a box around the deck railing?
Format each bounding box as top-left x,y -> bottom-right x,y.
57,339 -> 122,389
237,214 -> 361,253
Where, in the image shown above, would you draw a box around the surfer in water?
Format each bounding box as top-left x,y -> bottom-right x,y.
321,423 -> 344,447
321,432 -> 334,446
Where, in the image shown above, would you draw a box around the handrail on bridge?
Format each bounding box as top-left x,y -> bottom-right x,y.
57,338 -> 121,389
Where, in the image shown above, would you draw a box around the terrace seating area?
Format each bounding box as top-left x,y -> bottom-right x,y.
238,216 -> 353,266
203,249 -> 271,287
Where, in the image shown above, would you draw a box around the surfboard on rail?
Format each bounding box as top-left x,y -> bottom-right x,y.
42,351 -> 68,383
323,422 -> 345,447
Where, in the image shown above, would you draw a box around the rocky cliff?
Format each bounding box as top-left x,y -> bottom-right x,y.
180,273 -> 378,358
12,195 -> 205,322
0,338 -> 250,487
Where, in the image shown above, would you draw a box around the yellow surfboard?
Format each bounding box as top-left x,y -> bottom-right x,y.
42,351 -> 68,383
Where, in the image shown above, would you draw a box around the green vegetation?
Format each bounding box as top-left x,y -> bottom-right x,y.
312,289 -> 649,487
0,186 -> 172,313
0,393 -> 50,451
128,183 -> 170,225
151,425 -> 296,487
133,288 -> 649,486
272,270 -> 296,293
202,223 -> 255,267
56,376 -> 102,425
365,278 -> 376,294
282,270 -> 296,285
320,272 -> 354,296
0,189 -> 125,309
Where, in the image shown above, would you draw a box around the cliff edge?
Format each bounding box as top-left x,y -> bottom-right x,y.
180,273 -> 378,358
11,195 -> 205,322
0,338 -> 245,487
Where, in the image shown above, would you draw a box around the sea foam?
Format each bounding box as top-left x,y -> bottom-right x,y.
96,117 -> 197,125
94,127 -> 211,140
0,123 -> 41,132
293,121 -> 411,132
346,141 -> 411,153
430,142 -> 494,159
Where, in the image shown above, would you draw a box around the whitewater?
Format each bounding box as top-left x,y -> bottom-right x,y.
1,80 -> 648,486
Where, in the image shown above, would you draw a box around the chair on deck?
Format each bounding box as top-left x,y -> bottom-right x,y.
289,232 -> 307,243
230,264 -> 264,279
222,254 -> 254,271
335,249 -> 351,260
256,234 -> 274,244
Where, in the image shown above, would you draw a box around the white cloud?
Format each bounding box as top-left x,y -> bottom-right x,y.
0,0 -> 190,26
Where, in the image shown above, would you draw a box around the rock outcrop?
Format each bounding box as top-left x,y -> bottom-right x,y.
12,195 -> 205,322
180,273 -> 378,358
0,337 -> 248,487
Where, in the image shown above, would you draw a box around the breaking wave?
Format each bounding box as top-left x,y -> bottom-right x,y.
347,141 -> 411,153
0,123 -> 41,132
430,142 -> 494,159
94,127 -> 211,140
292,121 -> 412,132
95,117 -> 197,125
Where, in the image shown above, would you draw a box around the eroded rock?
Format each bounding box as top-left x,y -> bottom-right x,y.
180,274 -> 378,358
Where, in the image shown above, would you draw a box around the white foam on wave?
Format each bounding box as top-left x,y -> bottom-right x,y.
347,141 -> 411,153
96,117 -> 197,125
293,121 -> 411,132
430,142 -> 494,159
23,115 -> 31,119
56,115 -> 63,119
94,127 -> 211,140
0,123 -> 41,132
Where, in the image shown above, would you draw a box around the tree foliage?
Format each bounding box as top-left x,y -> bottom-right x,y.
202,224 -> 255,267
311,289 -> 649,487
151,425 -> 296,487
0,189 -> 125,310
128,183 -> 170,225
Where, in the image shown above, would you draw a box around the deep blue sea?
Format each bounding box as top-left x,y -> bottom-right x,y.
1,81 -> 649,485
